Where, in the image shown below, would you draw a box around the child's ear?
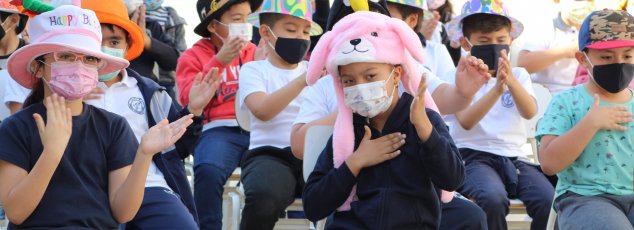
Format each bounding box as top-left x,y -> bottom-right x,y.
259,25 -> 272,43
460,37 -> 471,52
30,60 -> 43,79
575,51 -> 591,69
206,20 -> 217,34
405,14 -> 418,30
393,65 -> 403,86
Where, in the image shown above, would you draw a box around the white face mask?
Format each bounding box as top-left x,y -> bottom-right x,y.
343,68 -> 397,118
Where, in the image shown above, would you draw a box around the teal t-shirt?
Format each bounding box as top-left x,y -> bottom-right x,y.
536,85 -> 634,197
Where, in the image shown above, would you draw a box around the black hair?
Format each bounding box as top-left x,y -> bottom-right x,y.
23,56 -> 46,108
435,0 -> 453,23
101,23 -> 131,45
259,13 -> 288,29
386,2 -> 423,32
212,0 -> 250,21
461,13 -> 512,40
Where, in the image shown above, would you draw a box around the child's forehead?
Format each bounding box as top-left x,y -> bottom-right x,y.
339,62 -> 393,74
274,14 -> 311,27
589,47 -> 634,54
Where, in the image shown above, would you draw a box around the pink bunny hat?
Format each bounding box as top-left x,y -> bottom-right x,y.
306,11 -> 443,211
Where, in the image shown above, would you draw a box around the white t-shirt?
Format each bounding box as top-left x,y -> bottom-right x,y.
1,71 -> 30,119
239,59 -> 308,150
445,67 -> 536,158
85,70 -> 170,189
293,56 -> 449,125
521,17 -> 578,94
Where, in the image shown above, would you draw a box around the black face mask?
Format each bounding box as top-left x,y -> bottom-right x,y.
469,43 -> 510,76
267,27 -> 310,64
589,63 -> 634,93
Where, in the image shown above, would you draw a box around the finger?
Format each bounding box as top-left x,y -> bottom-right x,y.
610,124 -> 628,131
65,108 -> 72,128
417,73 -> 427,97
194,72 -> 203,85
170,125 -> 189,142
209,68 -> 221,83
593,94 -> 601,107
56,95 -> 66,123
152,119 -> 170,130
33,113 -> 45,136
170,114 -> 195,130
383,150 -> 401,161
362,126 -> 372,141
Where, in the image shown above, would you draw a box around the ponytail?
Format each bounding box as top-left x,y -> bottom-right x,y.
22,56 -> 45,108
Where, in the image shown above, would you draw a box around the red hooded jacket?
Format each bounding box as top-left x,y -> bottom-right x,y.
177,38 -> 256,124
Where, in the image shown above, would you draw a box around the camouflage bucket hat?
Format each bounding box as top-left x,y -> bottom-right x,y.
579,10 -> 634,51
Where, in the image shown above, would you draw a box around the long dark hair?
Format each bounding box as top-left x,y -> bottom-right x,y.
22,56 -> 46,108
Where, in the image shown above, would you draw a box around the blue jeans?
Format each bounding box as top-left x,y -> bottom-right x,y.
124,187 -> 198,230
458,149 -> 554,230
194,126 -> 249,230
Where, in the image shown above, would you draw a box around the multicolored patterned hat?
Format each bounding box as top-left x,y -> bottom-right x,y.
446,0 -> 523,43
386,0 -> 425,10
579,10 -> 634,50
247,0 -> 323,36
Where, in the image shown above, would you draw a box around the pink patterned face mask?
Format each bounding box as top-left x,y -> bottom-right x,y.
343,68 -> 396,118
41,61 -> 98,101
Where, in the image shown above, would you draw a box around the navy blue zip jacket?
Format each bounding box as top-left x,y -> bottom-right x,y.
303,93 -> 465,230
129,69 -> 202,223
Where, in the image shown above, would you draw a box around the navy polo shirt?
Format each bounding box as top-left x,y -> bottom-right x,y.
0,102 -> 137,229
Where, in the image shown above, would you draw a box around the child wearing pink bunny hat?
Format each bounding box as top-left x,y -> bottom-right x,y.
302,11 -> 464,229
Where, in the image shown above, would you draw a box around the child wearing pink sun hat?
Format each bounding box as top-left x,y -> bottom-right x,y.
0,1 -> 194,228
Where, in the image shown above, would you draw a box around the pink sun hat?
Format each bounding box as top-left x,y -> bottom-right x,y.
7,3 -> 129,89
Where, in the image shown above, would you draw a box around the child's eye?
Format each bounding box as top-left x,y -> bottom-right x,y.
366,74 -> 376,79
287,29 -> 297,33
370,32 -> 378,37
342,79 -> 353,85
601,56 -> 612,60
303,30 -> 310,35
110,41 -> 120,46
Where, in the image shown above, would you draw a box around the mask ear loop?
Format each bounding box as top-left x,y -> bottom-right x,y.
583,52 -> 595,79
212,20 -> 229,44
265,25 -> 278,51
384,67 -> 398,98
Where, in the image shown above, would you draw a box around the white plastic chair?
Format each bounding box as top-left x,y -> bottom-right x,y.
303,125 -> 334,230
234,91 -> 251,132
524,83 -> 553,162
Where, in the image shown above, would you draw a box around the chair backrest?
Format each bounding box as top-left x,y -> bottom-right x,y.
234,91 -> 251,132
303,125 -> 334,182
525,83 -> 553,138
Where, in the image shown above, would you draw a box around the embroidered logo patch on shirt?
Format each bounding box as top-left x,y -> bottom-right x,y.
501,91 -> 515,108
128,97 -> 145,115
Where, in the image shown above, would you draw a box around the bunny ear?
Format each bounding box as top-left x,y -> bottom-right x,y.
386,17 -> 425,66
307,31 -> 335,86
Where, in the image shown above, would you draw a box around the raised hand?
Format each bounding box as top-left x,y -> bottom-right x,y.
586,95 -> 633,131
139,115 -> 194,156
131,5 -> 151,49
410,73 -> 430,126
33,94 -> 73,157
422,10 -> 441,41
347,126 -> 405,170
455,56 -> 491,99
188,68 -> 222,116
254,39 -> 270,61
217,37 -> 246,65
494,50 -> 511,94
